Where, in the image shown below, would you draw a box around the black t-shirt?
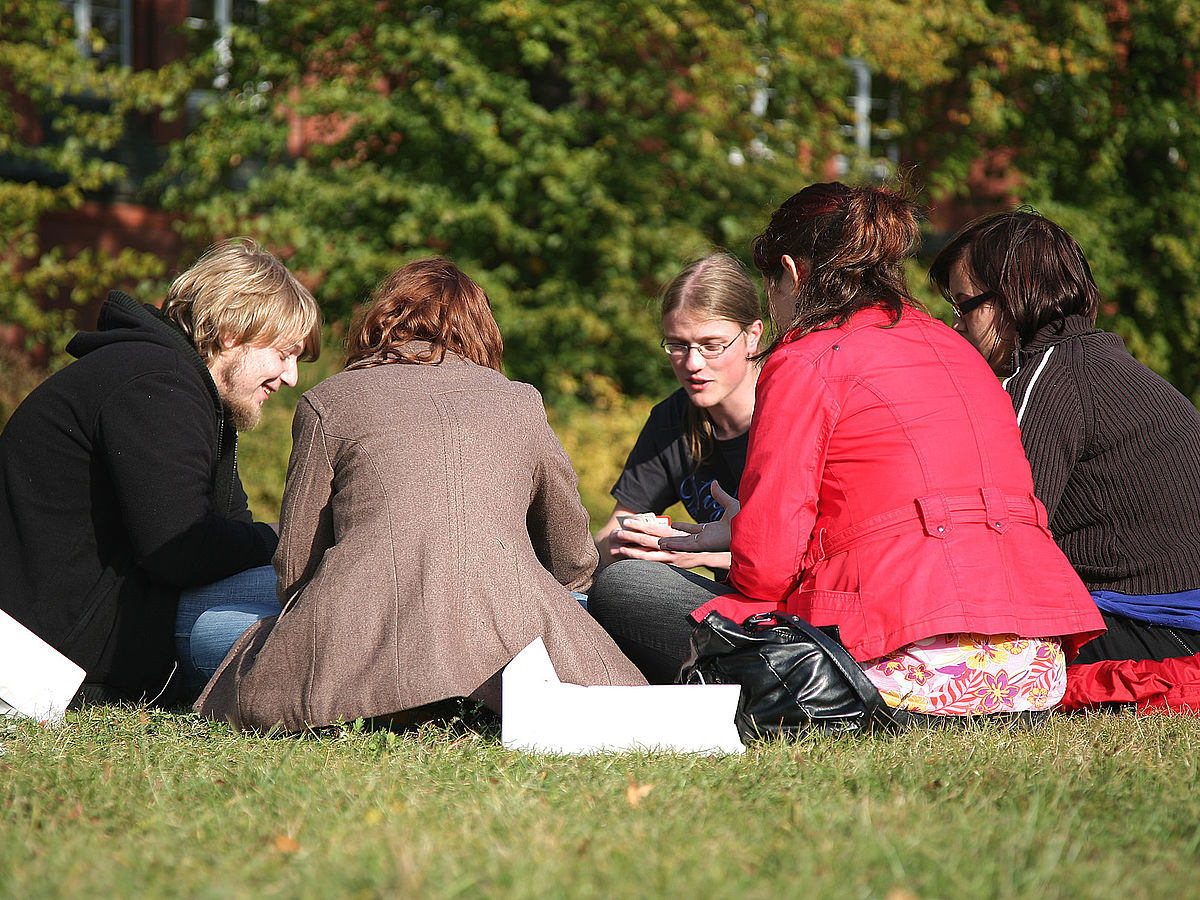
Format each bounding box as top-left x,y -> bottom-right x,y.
611,388 -> 748,524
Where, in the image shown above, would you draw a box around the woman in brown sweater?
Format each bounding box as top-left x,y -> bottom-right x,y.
196,259 -> 645,731
929,210 -> 1200,712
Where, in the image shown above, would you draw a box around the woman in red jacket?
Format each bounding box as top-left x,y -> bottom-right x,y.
589,182 -> 1103,718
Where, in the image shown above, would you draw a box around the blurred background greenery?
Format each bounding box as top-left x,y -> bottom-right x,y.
2,0 -> 1198,527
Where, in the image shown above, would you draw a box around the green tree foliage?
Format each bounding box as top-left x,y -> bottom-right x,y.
158,1 -> 868,403
7,1 -> 1196,406
0,0 -> 188,357
1017,1 -> 1200,403
903,0 -> 1200,402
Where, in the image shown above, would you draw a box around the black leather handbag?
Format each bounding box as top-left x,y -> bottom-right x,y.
679,610 -> 901,740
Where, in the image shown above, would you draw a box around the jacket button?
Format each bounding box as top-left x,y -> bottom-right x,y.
936,525 -> 945,533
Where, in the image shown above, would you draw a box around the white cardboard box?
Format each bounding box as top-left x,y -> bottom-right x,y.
0,609 -> 85,726
501,637 -> 744,755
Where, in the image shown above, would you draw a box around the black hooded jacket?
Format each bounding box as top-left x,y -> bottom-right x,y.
0,292 -> 277,700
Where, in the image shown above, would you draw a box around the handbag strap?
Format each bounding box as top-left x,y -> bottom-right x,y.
745,611 -> 902,731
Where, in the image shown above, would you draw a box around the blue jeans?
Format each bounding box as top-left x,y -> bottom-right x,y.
174,566 -> 280,697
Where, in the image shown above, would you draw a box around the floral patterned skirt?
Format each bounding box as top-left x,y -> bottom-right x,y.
860,633 -> 1067,715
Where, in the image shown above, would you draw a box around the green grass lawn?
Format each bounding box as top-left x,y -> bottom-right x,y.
2,706 -> 1198,899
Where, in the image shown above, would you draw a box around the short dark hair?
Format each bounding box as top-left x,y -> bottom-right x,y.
346,258 -> 503,371
928,209 -> 1100,346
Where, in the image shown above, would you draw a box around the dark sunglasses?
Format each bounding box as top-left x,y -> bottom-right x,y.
950,290 -> 995,319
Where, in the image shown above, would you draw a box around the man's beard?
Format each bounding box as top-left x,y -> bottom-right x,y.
216,348 -> 263,431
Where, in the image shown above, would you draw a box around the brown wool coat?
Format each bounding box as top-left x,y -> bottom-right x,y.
195,351 -> 646,731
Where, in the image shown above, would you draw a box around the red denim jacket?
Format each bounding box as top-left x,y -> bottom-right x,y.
693,306 -> 1104,662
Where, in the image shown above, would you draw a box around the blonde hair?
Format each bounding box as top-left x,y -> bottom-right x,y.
163,239 -> 322,362
660,253 -> 762,467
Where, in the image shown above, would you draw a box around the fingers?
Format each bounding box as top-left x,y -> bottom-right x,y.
661,518 -> 731,553
612,544 -> 708,567
609,526 -> 683,558
616,518 -> 688,538
612,544 -> 685,563
709,480 -> 740,515
658,534 -> 699,552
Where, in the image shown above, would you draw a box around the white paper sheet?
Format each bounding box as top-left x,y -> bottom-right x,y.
0,609 -> 85,726
501,637 -> 744,755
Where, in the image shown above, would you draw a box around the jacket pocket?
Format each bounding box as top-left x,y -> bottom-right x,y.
794,588 -> 864,632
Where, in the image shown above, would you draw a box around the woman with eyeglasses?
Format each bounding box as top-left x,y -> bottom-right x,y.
589,183 -> 1103,723
593,252 -> 763,576
929,210 -> 1200,713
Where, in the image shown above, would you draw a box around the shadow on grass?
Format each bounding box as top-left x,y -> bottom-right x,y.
355,698 -> 502,741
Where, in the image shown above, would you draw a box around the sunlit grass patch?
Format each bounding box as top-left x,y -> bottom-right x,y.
3,706 -> 1199,898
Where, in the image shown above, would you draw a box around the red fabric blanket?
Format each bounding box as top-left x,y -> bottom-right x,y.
1062,655 -> 1200,714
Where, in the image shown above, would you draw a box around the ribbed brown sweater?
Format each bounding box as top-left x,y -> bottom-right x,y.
1004,315 -> 1200,594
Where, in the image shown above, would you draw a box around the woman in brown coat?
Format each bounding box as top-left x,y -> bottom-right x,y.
196,259 -> 645,731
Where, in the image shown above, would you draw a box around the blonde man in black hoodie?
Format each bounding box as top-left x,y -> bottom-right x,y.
0,239 -> 320,705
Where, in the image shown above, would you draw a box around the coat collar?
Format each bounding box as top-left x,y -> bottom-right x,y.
1014,314 -> 1098,368
345,340 -> 473,370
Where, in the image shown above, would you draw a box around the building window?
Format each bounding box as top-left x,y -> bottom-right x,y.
837,57 -> 899,180
72,0 -> 132,69
185,0 -> 265,89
